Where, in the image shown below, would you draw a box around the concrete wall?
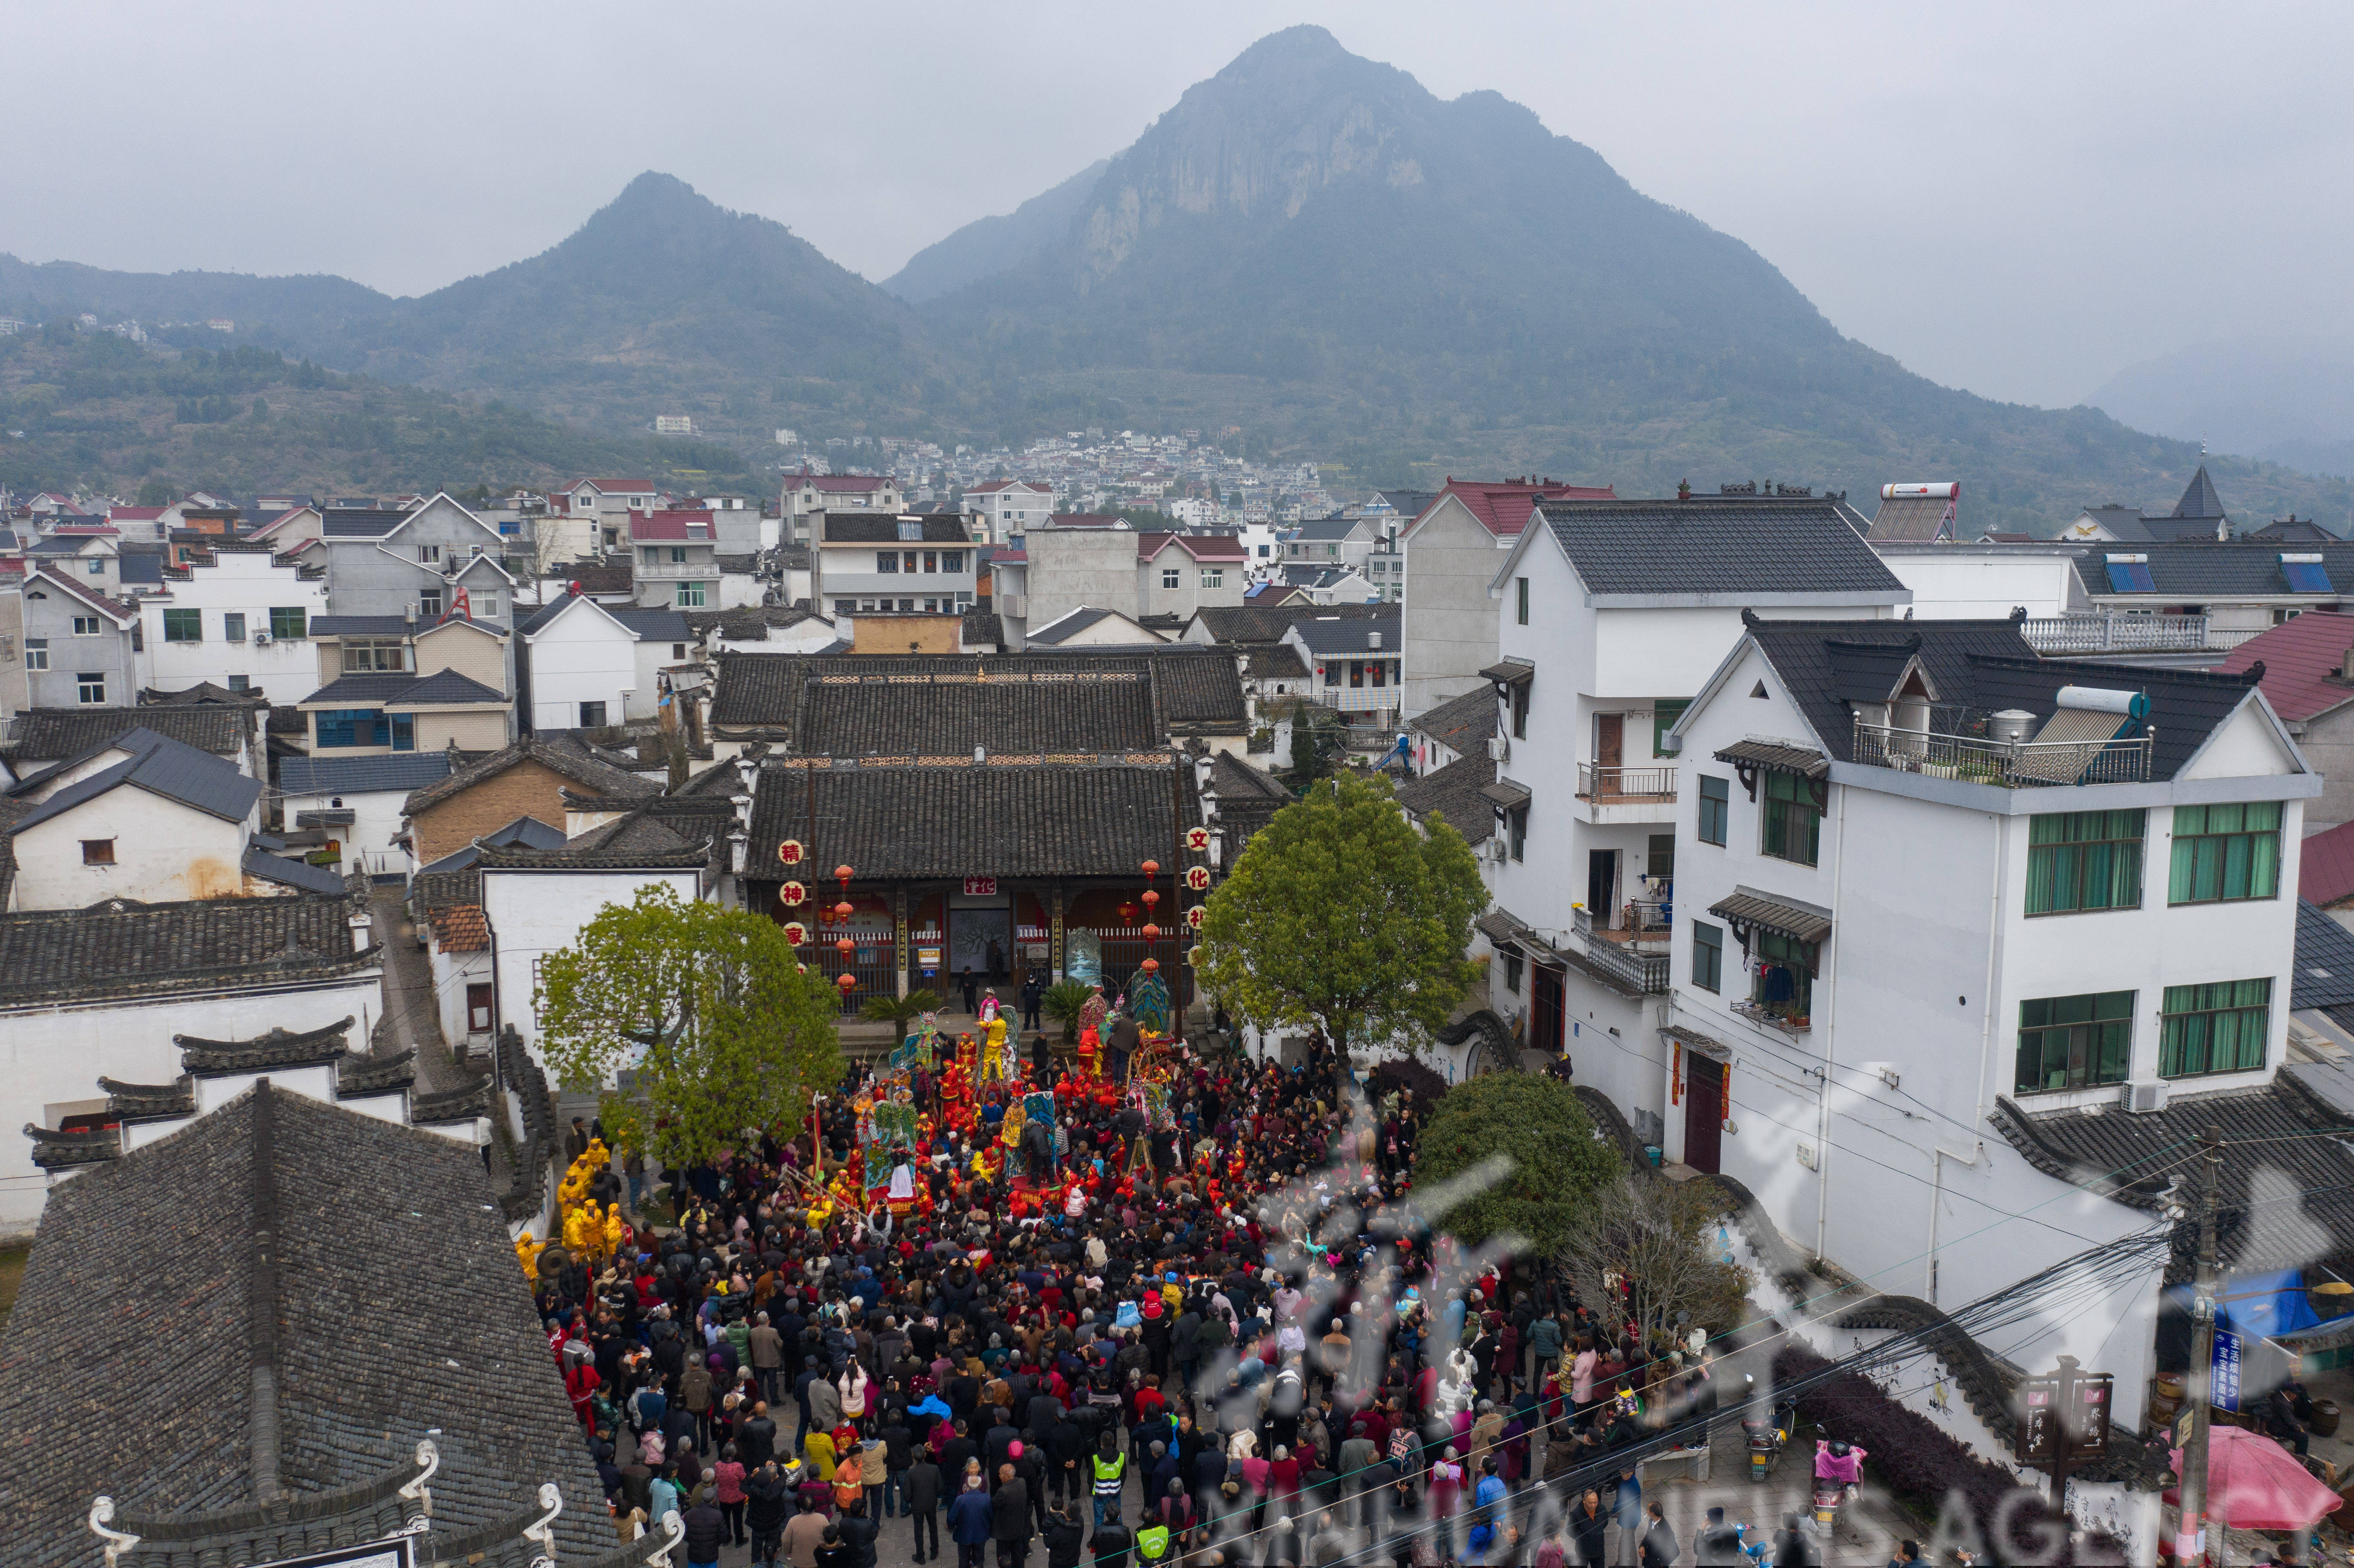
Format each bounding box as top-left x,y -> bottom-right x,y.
1873,546 -> 2086,619
1138,547 -> 1246,621
1022,530 -> 1142,633
2298,706 -> 2354,834
412,621 -> 510,691
0,972 -> 381,1233
320,497 -> 509,618
1401,498 -> 1509,718
852,615 -> 963,654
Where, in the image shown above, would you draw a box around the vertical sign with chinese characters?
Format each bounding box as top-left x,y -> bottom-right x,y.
2212,1330 -> 2242,1412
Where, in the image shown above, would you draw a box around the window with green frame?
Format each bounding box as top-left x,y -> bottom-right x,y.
2025,809 -> 2145,915
2168,803 -> 2281,905
2158,977 -> 2271,1078
268,606 -> 307,640
1691,919 -> 1723,992
2015,990 -> 2134,1093
1651,700 -> 1689,757
1760,771 -> 1821,866
161,608 -> 202,643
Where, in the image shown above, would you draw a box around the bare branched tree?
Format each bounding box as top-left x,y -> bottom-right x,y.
1557,1175 -> 1752,1347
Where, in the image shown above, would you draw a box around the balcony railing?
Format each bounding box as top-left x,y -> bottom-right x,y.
633,558 -> 718,580
1581,936 -> 1671,994
1733,998 -> 1812,1035
1852,716 -> 2151,787
2020,612 -> 2208,654
1576,763 -> 1677,801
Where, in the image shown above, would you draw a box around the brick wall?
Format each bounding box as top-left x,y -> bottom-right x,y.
410,758 -> 577,863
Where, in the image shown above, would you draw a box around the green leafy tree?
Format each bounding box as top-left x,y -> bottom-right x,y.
1413,1073 -> 1620,1254
1197,771 -> 1486,1053
535,884 -> 843,1169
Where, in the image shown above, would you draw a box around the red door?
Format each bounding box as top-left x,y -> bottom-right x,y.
1595,713 -> 1624,796
1684,1054 -> 1723,1174
1532,964 -> 1565,1057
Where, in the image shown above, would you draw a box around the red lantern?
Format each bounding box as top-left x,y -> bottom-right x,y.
1142,889 -> 1159,909
1141,859 -> 1159,879
1141,958 -> 1160,975
834,900 -> 854,923
836,864 -> 855,891
1141,923 -> 1161,943
1118,900 -> 1139,925
836,973 -> 856,992
836,936 -> 856,957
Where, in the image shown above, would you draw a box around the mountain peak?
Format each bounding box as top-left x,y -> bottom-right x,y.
595,171 -> 726,225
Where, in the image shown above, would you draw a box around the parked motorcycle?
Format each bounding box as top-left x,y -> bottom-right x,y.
1813,1437 -> 1867,1530
1740,1375 -> 1795,1482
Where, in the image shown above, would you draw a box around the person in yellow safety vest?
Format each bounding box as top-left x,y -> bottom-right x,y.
1134,1521 -> 1170,1566
1090,1431 -> 1126,1529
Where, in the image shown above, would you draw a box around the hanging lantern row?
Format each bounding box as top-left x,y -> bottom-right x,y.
835,973 -> 856,993
836,863 -> 855,892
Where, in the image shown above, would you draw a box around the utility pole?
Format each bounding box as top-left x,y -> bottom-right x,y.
2178,1125 -> 2226,1567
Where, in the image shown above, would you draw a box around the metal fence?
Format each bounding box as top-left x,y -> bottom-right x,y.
1852,717 -> 2152,787
811,924 -> 899,1017
1083,926 -> 1193,1014
1575,763 -> 1678,800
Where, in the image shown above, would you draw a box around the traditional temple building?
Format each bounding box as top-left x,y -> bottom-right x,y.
707,649 -> 1275,1012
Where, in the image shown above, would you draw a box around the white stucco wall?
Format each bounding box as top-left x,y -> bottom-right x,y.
137,551 -> 330,697
482,867 -> 702,1067
281,786 -> 411,878
525,602 -> 637,732
1872,547 -> 2089,621
11,793 -> 255,909
2,974 -> 382,1232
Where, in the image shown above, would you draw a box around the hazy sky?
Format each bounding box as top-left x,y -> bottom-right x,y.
8,0 -> 2348,409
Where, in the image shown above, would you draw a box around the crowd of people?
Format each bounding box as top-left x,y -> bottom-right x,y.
533,1020 -> 1815,1568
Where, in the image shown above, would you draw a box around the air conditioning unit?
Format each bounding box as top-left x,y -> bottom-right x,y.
252,632 -> 272,647
1486,735 -> 1509,762
2120,1080 -> 2170,1114
1484,837 -> 1507,862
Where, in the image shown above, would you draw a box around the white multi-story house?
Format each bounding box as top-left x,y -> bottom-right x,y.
1281,612 -> 1404,730
782,469 -> 903,544
516,590 -> 694,731
1646,614 -> 2322,1431
814,514 -> 978,621
1472,495 -> 1906,1107
137,544 -> 329,699
629,509 -> 719,609
964,480 -> 1053,542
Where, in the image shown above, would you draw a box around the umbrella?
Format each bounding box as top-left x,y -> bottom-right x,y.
2169,1425 -> 2342,1531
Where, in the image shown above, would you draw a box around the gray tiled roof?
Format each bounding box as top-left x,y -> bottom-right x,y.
1028,607 -> 1121,645
1394,754 -> 1495,843
0,892 -> 374,1008
711,650 -> 1248,739
1408,687 -> 1498,750
4,705 -> 248,763
1287,614 -> 1401,656
609,606 -> 693,642
401,737 -> 657,816
15,730 -> 261,830
797,674 -> 1158,756
278,752 -> 455,796
0,1084 -> 622,1568
822,514 -> 971,543
748,762 -> 1204,881
1735,617 -> 2264,778
318,507 -> 408,536
241,846 -> 351,895
388,669 -> 506,706
2294,901 -> 2354,1012
1535,496 -> 1906,600
1187,603 -> 1389,645
1991,1074 -> 2354,1282
2066,541 -> 2354,600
